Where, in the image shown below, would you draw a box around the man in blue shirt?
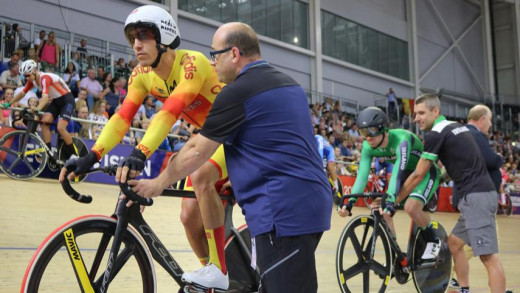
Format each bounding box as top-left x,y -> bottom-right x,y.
127,22 -> 331,292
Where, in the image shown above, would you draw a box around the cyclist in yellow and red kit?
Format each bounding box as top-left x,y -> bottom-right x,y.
60,5 -> 230,290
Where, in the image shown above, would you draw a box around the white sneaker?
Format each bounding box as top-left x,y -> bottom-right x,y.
182,263 -> 229,290
421,239 -> 441,260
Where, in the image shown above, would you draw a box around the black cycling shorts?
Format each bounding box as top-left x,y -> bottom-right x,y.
44,92 -> 75,121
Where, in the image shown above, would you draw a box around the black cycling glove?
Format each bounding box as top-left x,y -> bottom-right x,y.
64,151 -> 99,175
120,148 -> 147,173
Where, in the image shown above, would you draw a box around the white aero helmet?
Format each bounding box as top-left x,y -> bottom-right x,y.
124,5 -> 181,49
19,60 -> 37,75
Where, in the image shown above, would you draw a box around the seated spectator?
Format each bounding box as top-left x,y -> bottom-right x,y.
75,98 -> 87,113
75,87 -> 88,103
96,66 -> 105,83
87,99 -> 108,140
79,68 -> 103,111
348,122 -> 359,138
117,77 -> 127,101
0,88 -> 14,125
27,96 -> 39,112
132,102 -> 146,128
63,62 -> 80,97
100,78 -> 122,117
36,31 -> 60,72
0,63 -> 22,91
69,105 -> 89,137
170,119 -> 191,152
134,118 -> 150,145
25,47 -> 37,61
100,72 -> 112,90
143,95 -> 156,118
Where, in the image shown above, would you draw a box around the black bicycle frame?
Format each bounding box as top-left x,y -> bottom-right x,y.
94,188 -> 254,292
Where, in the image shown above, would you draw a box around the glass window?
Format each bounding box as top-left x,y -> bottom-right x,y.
178,0 -> 308,49
266,0 -> 282,40
252,0 -> 267,36
321,10 -> 409,80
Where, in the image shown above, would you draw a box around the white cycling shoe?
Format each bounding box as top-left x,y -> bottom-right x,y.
421,239 -> 441,260
182,263 -> 229,290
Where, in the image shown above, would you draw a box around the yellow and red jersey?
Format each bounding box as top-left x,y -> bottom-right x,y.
23,72 -> 70,99
91,49 -> 224,158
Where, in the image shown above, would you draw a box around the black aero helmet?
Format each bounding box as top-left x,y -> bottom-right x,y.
357,107 -> 388,137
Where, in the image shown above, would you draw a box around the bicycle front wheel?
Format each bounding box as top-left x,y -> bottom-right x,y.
411,221 -> 452,293
336,215 -> 393,293
21,216 -> 156,293
0,130 -> 47,180
225,225 -> 260,292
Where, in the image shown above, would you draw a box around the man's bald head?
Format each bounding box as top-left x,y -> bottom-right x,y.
217,22 -> 261,58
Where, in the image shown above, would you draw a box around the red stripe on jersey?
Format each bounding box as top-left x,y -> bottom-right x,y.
117,100 -> 141,123
40,76 -> 52,95
161,97 -> 187,118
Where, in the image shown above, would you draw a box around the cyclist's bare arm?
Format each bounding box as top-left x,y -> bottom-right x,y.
396,157 -> 431,205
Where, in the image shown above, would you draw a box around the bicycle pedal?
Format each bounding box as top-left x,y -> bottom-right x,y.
183,284 -> 225,293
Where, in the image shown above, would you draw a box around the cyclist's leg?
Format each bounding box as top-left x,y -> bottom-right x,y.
405,166 -> 441,259
183,145 -> 228,289
39,113 -> 54,148
180,197 -> 209,265
191,161 -> 226,271
55,93 -> 76,158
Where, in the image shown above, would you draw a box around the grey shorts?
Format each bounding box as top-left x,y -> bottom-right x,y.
452,191 -> 499,256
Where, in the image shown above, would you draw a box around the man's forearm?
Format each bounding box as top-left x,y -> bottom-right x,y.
155,135 -> 216,190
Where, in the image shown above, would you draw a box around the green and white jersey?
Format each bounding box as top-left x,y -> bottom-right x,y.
352,129 -> 439,202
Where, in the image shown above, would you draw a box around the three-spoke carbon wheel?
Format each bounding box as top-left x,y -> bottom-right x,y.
336,215 -> 393,293
21,216 -> 156,292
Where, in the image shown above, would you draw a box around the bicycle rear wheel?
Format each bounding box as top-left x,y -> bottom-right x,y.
58,136 -> 89,182
410,221 -> 451,293
425,191 -> 438,213
504,193 -> 513,216
225,225 -> 260,292
21,216 -> 156,293
336,215 -> 393,293
0,130 -> 47,180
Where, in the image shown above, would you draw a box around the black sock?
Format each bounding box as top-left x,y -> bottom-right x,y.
63,143 -> 77,159
420,224 -> 439,243
459,286 -> 469,293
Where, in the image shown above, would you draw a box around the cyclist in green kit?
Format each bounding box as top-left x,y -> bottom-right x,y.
338,107 -> 441,260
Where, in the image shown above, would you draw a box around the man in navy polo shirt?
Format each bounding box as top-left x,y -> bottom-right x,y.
129,22 -> 332,292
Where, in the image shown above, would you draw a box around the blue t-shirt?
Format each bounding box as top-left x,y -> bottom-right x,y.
315,134 -> 335,166
201,61 -> 332,237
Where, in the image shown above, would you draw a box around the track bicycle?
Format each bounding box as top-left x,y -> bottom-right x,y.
20,165 -> 260,293
336,192 -> 452,293
0,107 -> 88,181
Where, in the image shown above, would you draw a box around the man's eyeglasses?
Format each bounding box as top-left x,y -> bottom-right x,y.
209,47 -> 243,62
359,126 -> 384,138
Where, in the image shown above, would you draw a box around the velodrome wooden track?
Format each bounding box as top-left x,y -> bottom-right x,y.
1,174 -> 519,292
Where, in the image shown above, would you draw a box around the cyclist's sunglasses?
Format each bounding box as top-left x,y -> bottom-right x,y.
125,26 -> 157,46
359,126 -> 383,138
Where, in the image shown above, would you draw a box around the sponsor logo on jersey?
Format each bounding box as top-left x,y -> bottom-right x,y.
180,53 -> 197,80
211,84 -> 222,95
451,126 -> 469,136
128,65 -> 152,86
